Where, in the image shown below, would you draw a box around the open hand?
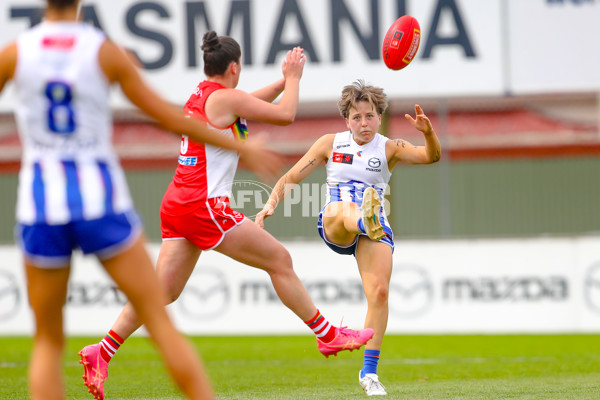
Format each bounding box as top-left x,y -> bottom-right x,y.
282,46 -> 305,80
254,204 -> 275,229
404,104 -> 434,136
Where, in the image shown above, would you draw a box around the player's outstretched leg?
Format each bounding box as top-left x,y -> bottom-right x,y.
359,370 -> 387,396
79,343 -> 108,400
316,326 -> 374,358
361,187 -> 385,241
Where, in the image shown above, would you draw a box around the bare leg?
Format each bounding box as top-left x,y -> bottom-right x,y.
101,234 -> 212,400
215,219 -> 317,321
355,236 -> 393,350
110,239 -> 201,340
321,202 -> 390,349
25,263 -> 71,400
321,201 -> 362,246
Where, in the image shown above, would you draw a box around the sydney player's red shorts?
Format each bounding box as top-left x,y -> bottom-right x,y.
160,197 -> 245,250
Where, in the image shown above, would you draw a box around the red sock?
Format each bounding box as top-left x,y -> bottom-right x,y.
304,310 -> 336,343
99,329 -> 124,363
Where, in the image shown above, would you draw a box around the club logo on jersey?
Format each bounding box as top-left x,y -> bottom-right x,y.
332,152 -> 354,164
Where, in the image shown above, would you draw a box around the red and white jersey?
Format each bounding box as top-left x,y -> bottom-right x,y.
161,80 -> 248,216
13,22 -> 133,225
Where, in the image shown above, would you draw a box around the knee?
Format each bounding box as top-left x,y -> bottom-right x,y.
266,247 -> 294,275
161,284 -> 184,305
366,281 -> 389,306
165,292 -> 180,304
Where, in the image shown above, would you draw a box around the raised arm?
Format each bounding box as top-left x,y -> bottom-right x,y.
98,39 -> 283,180
387,104 -> 441,169
250,78 -> 285,103
99,39 -> 244,151
211,46 -> 305,126
255,134 -> 334,228
250,45 -> 306,103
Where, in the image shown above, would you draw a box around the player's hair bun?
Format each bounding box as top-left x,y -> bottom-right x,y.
199,31 -> 241,76
201,31 -> 221,53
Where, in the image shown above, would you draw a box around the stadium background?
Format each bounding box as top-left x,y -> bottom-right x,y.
0,0 -> 599,335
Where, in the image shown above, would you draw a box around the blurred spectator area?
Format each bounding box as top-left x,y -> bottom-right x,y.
0,92 -> 598,171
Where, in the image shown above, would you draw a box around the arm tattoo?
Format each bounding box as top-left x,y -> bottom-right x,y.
299,158 -> 316,173
394,139 -> 406,148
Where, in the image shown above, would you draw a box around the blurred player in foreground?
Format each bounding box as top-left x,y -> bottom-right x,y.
0,0 -> 284,399
80,31 -> 373,398
256,80 -> 441,396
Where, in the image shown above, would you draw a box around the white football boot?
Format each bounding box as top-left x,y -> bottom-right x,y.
359,371 -> 387,396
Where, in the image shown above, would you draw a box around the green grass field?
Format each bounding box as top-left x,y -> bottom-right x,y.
1,334 -> 599,399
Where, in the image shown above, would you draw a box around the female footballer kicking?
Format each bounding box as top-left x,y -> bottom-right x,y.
256,80 -> 441,396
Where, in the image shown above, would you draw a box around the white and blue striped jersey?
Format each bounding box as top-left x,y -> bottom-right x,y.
13,22 -> 133,225
325,131 -> 391,207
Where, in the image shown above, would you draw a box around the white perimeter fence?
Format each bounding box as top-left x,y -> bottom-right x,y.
1,236 -> 600,336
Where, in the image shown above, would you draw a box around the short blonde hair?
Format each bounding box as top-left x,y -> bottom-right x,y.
337,79 -> 388,119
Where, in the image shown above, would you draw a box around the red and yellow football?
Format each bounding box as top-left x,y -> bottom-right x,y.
382,15 -> 421,70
